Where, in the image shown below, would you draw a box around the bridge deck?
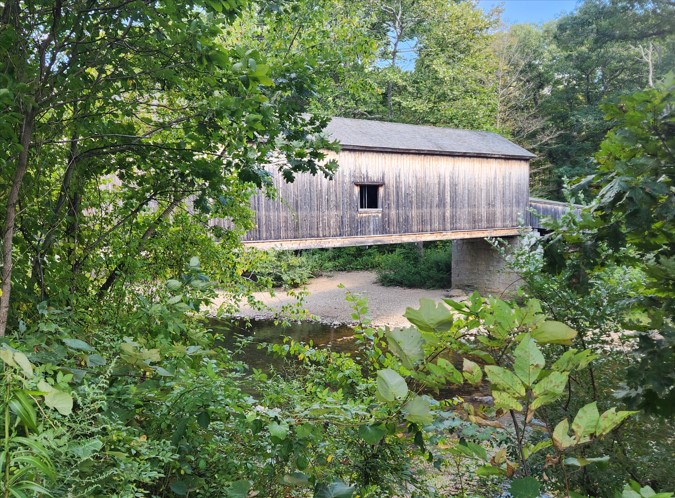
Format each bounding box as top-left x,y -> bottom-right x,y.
243,227 -> 522,250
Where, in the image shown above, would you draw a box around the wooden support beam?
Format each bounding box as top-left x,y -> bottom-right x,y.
242,228 -> 525,250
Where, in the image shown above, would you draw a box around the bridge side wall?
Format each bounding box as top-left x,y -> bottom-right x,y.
238,150 -> 530,243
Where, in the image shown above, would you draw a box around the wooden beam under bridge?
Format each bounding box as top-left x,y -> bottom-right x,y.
242,227 -> 524,251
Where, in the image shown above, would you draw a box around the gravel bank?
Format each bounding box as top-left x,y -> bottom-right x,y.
212,271 -> 457,328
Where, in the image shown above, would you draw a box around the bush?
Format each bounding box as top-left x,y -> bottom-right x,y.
248,243 -> 453,290
248,250 -> 317,288
376,242 -> 452,289
302,246 -> 386,272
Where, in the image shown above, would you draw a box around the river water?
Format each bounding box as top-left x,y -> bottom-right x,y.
209,318 -> 483,400
210,318 -> 357,371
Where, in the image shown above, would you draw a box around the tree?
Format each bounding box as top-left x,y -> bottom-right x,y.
589,76 -> 674,414
0,0 -> 335,336
534,76 -> 674,415
397,0 -> 499,129
490,23 -> 561,196
545,0 -> 674,188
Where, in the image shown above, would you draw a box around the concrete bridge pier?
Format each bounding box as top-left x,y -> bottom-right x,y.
451,236 -> 526,296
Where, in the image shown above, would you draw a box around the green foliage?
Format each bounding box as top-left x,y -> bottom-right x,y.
524,78 -> 674,414
248,250 -> 317,288
304,246 -> 385,273
621,481 -> 674,498
0,0 -> 339,338
254,242 -> 453,290
590,80 -> 675,414
1,268 -> 670,496
491,0 -> 674,196
0,1 -> 671,495
376,243 -> 452,289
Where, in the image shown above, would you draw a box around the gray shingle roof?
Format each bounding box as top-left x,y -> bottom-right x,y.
325,117 -> 535,160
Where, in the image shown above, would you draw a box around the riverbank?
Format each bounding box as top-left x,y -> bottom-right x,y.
212,271 -> 462,328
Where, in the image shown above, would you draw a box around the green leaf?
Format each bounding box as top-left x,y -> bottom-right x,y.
62,338 -> 95,352
9,391 -> 37,431
226,480 -> 251,498
153,366 -> 173,377
120,343 -> 160,367
86,354 -> 107,367
44,389 -> 73,416
596,408 -> 637,436
484,366 -> 525,397
0,347 -> 17,368
167,294 -> 183,305
564,455 -> 610,467
386,327 -> 425,369
283,472 -> 310,487
493,391 -> 523,411
359,424 -> 387,445
523,439 -> 552,459
531,371 -> 569,410
509,477 -> 541,498
532,321 -> 577,345
69,439 -> 103,460
12,352 -> 33,377
476,465 -> 504,476
170,481 -> 189,496
436,358 -> 463,384
404,299 -> 454,333
551,349 -> 597,372
314,481 -> 355,498
269,421 -> 289,440
376,368 -> 408,402
402,395 -> 433,425
462,358 -> 483,385
166,279 -> 182,291
513,334 -> 545,387
451,441 -> 488,461
572,402 -> 600,439
197,411 -> 210,429
552,419 -> 576,450
189,256 -> 200,268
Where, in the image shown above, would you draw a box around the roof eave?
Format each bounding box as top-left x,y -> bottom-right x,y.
338,144 -> 536,161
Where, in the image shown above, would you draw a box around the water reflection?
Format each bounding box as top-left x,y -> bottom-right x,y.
210,318 -> 357,372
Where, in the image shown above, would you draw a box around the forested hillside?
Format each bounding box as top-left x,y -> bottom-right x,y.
234,0 -> 673,195
0,0 -> 672,496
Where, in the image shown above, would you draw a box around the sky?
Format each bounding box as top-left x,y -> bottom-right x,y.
478,0 -> 579,25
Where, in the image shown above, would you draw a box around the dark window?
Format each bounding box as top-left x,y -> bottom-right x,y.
359,184 -> 380,209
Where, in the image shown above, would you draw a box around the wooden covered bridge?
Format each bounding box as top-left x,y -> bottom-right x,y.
238,117 -> 573,293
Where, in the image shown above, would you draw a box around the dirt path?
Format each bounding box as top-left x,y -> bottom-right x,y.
212,271 -> 458,328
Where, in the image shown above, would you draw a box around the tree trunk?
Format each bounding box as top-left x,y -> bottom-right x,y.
31,131 -> 80,299
0,111 -> 35,337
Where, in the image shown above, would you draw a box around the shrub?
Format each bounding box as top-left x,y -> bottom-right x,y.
248,250 -> 317,288
376,242 -> 452,289
302,246 -> 386,272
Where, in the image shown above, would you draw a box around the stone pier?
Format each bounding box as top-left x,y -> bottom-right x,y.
451,237 -> 524,296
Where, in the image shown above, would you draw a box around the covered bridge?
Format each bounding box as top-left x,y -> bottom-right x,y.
238,118 -> 534,292
237,117 -> 544,294
243,117 -> 535,251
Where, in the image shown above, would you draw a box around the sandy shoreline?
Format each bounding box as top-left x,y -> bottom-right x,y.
211,271 -> 457,328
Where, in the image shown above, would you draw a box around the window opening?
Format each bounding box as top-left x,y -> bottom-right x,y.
359,184 -> 380,210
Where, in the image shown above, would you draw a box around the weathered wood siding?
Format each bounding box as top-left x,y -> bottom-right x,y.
528,198 -> 583,230
241,150 -> 530,242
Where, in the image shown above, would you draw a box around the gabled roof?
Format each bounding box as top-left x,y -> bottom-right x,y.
324,117 -> 535,160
